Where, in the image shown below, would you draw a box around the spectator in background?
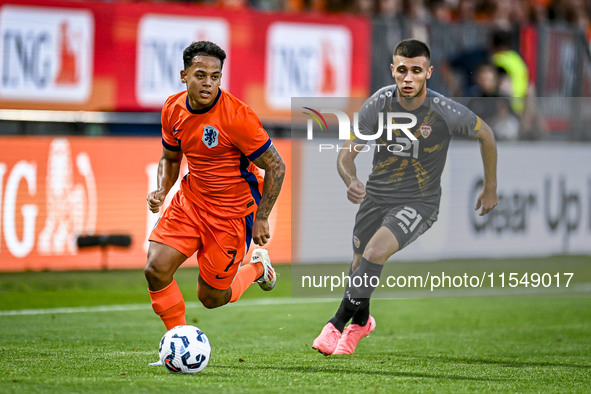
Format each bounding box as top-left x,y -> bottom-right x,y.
474,0 -> 529,27
441,28 -> 529,101
490,28 -> 529,114
429,0 -> 453,23
549,0 -> 591,41
440,40 -> 489,96
403,0 -> 431,42
529,0 -> 551,24
378,0 -> 402,17
466,63 -> 520,140
354,0 -> 377,16
309,0 -> 328,13
452,0 -> 487,23
510,0 -> 531,26
217,0 -> 248,10
482,0 -> 513,29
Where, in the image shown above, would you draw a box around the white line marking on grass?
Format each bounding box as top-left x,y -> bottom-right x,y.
0,297 -> 336,317
2,282 -> 589,317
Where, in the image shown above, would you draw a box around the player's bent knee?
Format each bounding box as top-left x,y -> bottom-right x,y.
144,261 -> 174,289
143,263 -> 159,282
197,276 -> 230,309
198,292 -> 227,309
144,262 -> 163,279
362,246 -> 394,265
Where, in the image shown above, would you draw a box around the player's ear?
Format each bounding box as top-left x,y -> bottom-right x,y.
180,69 -> 187,84
426,66 -> 433,80
390,64 -> 395,77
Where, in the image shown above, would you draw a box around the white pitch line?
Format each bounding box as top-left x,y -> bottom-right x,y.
0,297 -> 336,317
2,282 -> 589,317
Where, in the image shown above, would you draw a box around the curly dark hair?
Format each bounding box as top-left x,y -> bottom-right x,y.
183,41 -> 227,70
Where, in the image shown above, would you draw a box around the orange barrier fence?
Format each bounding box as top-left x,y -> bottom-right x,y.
0,137 -> 292,271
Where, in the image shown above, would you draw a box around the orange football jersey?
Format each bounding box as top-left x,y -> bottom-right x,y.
161,88 -> 270,218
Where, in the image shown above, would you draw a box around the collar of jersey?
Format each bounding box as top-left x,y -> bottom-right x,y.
392,86 -> 435,112
186,88 -> 222,114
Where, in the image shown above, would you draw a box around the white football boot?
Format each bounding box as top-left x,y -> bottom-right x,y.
252,248 -> 276,291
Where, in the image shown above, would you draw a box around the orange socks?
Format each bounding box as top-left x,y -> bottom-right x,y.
229,262 -> 264,303
149,278 -> 186,330
150,263 -> 263,324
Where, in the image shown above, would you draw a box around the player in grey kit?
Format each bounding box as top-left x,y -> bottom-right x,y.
313,39 -> 498,355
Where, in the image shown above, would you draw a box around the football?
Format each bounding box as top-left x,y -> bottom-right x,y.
158,325 -> 211,374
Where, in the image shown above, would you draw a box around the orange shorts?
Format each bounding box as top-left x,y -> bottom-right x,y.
149,191 -> 253,290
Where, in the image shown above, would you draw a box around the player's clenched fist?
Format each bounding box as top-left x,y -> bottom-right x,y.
252,218 -> 270,246
347,179 -> 366,204
147,190 -> 167,213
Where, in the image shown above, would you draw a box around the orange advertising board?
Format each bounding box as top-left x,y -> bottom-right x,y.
0,136 -> 292,271
0,0 -> 370,121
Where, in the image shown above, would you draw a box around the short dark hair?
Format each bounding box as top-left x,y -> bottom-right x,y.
183,41 -> 227,70
394,39 -> 431,60
490,29 -> 513,50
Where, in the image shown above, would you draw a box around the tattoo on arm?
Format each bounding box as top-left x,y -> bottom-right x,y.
253,144 -> 286,220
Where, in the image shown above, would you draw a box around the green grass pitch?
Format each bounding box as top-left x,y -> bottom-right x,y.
0,258 -> 590,393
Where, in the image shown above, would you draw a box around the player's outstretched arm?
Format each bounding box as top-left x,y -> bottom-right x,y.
252,144 -> 286,246
337,140 -> 366,204
147,147 -> 183,213
474,121 -> 498,216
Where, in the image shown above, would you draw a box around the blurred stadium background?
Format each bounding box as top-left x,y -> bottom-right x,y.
0,0 -> 590,272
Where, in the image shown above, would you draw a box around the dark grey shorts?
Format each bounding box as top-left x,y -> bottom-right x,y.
352,198 -> 438,254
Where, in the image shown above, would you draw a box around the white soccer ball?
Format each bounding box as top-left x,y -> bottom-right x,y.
158,325 -> 211,374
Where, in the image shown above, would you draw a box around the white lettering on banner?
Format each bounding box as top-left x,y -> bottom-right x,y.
0,138 -> 97,259
0,5 -> 93,102
38,139 -> 97,255
76,153 -> 97,235
136,15 -> 230,108
3,162 -> 38,258
265,23 -> 351,110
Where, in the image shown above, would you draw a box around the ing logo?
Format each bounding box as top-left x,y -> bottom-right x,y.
0,5 -> 93,102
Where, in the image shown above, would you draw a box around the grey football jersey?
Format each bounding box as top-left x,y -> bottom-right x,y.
353,86 -> 481,206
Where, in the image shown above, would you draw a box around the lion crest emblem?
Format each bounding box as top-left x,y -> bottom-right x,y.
203,126 -> 219,148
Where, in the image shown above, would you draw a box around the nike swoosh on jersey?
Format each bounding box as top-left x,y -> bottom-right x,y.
173,129 -> 182,133
215,274 -> 230,280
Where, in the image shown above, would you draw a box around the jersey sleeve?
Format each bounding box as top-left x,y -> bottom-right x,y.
232,106 -> 271,161
441,99 -> 481,138
161,96 -> 181,152
352,87 -> 392,144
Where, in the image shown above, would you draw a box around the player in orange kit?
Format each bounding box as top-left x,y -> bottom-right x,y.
144,41 -> 285,333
